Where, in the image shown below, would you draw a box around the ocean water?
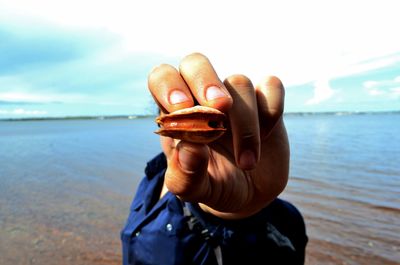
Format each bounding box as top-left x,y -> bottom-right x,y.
0,113 -> 399,264
281,113 -> 400,264
0,118 -> 161,264
284,113 -> 399,209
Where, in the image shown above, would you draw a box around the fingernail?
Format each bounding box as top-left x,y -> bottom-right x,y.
169,90 -> 190,105
205,86 -> 227,101
239,150 -> 257,169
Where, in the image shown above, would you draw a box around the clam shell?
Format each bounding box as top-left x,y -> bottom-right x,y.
155,106 -> 226,143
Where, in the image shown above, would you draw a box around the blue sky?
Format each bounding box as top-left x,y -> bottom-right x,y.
0,0 -> 399,118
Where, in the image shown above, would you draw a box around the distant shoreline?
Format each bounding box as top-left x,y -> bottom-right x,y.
1,110 -> 399,122
0,115 -> 154,122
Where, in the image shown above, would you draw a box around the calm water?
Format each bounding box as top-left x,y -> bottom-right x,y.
282,113 -> 400,264
0,113 -> 399,264
285,113 -> 399,210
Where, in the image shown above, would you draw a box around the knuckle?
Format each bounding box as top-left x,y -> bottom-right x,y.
226,74 -> 251,83
234,126 -> 261,149
238,130 -> 260,146
269,106 -> 284,118
263,75 -> 285,93
224,74 -> 253,90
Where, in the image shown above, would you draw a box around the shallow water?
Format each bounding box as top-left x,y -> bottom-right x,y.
0,114 -> 399,264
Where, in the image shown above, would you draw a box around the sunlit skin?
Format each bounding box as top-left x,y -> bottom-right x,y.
149,53 -> 290,219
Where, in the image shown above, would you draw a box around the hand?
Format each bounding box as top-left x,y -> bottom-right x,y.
148,53 -> 289,219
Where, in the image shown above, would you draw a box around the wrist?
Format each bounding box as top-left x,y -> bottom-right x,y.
198,201 -> 272,220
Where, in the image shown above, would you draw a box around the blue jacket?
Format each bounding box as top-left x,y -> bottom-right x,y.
121,153 -> 308,265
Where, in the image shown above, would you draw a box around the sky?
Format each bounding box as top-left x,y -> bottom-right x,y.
0,0 -> 399,118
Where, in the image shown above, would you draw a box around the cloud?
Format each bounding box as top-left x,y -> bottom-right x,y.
0,52 -> 169,106
306,79 -> 336,105
1,0 -> 400,115
0,108 -> 47,116
363,81 -> 379,89
391,87 -> 400,97
0,19 -> 178,109
363,75 -> 400,97
0,21 -> 117,74
0,91 -> 83,104
367,89 -> 386,96
0,100 -> 37,105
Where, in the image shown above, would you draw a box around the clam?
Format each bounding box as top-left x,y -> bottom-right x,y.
155,105 -> 227,144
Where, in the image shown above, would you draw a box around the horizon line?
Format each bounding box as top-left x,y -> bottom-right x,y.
1,110 -> 399,122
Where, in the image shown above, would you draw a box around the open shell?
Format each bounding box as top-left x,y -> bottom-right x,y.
155,106 -> 226,144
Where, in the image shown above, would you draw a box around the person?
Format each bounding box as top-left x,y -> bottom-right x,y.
121,53 -> 308,265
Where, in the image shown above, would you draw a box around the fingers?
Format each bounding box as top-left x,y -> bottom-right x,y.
179,53 -> 233,112
224,75 -> 260,170
255,76 -> 285,138
149,54 -> 285,173
148,64 -> 194,113
165,141 -> 210,202
148,53 -> 233,114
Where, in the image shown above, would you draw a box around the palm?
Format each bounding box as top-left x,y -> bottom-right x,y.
201,119 -> 289,218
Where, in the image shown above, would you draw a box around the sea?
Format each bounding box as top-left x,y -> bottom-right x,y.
0,113 -> 399,265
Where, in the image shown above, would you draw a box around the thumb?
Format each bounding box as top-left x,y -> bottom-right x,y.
165,141 -> 210,202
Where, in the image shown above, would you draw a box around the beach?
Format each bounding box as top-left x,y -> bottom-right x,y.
0,114 -> 399,265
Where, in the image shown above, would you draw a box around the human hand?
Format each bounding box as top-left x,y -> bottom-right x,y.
148,53 -> 289,219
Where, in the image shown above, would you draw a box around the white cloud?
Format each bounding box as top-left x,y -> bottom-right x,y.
0,91 -> 85,104
363,76 -> 400,98
0,108 -> 48,115
1,0 -> 400,114
363,81 -> 379,89
1,0 -> 400,86
367,89 -> 386,96
390,87 -> 400,98
306,79 -> 336,105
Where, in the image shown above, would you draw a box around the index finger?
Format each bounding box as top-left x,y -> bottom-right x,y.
179,53 -> 233,112
148,63 -> 195,113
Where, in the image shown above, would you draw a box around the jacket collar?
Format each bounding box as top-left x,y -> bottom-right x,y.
145,152 -> 167,179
